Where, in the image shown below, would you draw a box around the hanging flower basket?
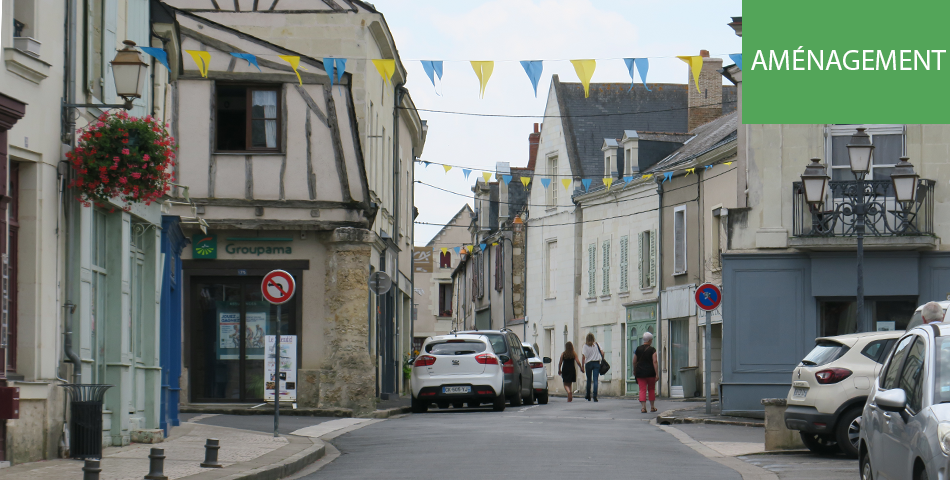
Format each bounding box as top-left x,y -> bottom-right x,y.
66,110 -> 177,208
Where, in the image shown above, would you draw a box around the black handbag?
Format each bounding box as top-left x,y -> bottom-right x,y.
597,343 -> 610,375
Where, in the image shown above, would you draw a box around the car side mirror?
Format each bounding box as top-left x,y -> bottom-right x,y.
407,357 -> 415,366
499,355 -> 510,364
543,357 -> 552,364
876,388 -> 907,412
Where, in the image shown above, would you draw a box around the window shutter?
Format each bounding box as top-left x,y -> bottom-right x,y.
674,209 -> 686,274
650,229 -> 657,287
477,253 -> 484,299
587,243 -> 596,297
602,240 -> 610,295
637,232 -> 644,289
495,244 -> 504,292
619,236 -> 629,292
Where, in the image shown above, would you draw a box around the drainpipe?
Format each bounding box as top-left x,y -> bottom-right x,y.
63,0 -> 82,385
655,177 -> 664,394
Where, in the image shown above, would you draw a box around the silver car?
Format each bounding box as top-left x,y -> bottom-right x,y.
860,322 -> 950,480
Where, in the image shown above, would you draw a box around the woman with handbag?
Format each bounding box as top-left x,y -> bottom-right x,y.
581,333 -> 604,402
557,342 -> 583,402
632,332 -> 659,413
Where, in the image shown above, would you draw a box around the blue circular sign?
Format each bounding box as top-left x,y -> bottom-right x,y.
695,283 -> 722,311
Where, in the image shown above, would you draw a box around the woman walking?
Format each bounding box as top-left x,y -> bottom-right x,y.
557,342 -> 583,402
633,332 -> 659,413
581,333 -> 604,402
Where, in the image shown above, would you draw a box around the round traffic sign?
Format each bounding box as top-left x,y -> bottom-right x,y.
369,271 -> 392,295
262,270 -> 296,305
695,283 -> 722,311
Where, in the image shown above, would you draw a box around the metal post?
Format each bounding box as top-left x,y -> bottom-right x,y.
705,309 -> 712,415
274,304 -> 281,437
855,173 -> 866,332
144,447 -> 168,480
82,459 -> 101,480
200,438 -> 223,468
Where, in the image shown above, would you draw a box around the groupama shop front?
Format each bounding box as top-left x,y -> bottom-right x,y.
181,232 -> 314,403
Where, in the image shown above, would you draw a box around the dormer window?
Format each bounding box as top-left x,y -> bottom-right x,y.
604,154 -> 612,177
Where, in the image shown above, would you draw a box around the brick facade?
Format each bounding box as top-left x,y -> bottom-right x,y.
687,51 -> 724,131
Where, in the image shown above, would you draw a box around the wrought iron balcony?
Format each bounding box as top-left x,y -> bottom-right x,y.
792,179 -> 935,237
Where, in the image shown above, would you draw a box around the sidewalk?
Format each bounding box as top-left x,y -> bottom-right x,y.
0,422 -> 324,480
180,398 -> 412,419
656,401 -> 764,427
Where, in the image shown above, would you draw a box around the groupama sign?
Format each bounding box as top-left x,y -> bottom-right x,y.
192,235 -> 295,259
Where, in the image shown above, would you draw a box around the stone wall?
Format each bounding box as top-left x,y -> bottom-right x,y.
5,385 -> 65,464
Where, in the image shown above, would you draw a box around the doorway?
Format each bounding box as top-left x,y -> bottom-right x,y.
669,318 -> 689,397
189,276 -> 297,402
625,303 -> 658,397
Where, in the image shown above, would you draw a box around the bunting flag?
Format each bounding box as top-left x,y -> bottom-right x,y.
420,60 -> 443,91
604,177 -> 613,190
623,58 -> 651,92
729,53 -> 742,71
570,59 -> 596,98
480,243 -> 487,251
279,55 -> 303,85
642,174 -> 654,180
323,57 -> 347,87
520,60 -> 543,97
624,175 -> 634,183
373,59 -> 396,85
185,50 -> 211,77
581,178 -> 592,191
662,171 -> 674,183
231,53 -> 262,72
676,55 -> 704,93
705,165 -> 713,171
140,47 -> 170,71
520,176 -> 531,187
441,247 -> 448,255
470,61 -> 494,99
492,242 -> 498,246
561,178 -> 572,191
502,175 -> 512,185
454,247 -> 461,254
443,165 -> 452,173
423,161 -> 430,168
724,162 -> 734,166
463,169 -> 472,180
540,178 -> 551,189
482,172 -> 492,183
685,168 -> 695,177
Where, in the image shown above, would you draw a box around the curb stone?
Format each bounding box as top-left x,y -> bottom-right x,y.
364,406 -> 411,419
653,408 -> 763,428
180,405 -> 353,417
181,435 -> 325,480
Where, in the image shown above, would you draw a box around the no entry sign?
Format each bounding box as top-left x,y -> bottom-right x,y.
695,283 -> 722,311
262,270 -> 296,305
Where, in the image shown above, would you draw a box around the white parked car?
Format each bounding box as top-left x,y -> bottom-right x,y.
522,342 -> 551,404
410,334 -> 507,413
785,330 -> 901,457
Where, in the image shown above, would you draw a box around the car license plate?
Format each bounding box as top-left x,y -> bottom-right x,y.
793,387 -> 808,399
443,386 -> 471,394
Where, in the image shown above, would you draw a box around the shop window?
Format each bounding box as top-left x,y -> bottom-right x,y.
439,251 -> 451,269
871,298 -> 916,331
438,283 -> 452,317
819,300 -> 857,337
216,85 -> 282,152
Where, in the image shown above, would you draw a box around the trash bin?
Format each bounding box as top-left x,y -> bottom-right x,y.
61,384 -> 113,459
678,367 -> 698,398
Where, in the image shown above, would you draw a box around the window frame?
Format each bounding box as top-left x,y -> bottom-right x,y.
546,155 -> 558,208
437,283 -> 453,317
439,251 -> 451,269
826,124 -> 904,186
673,205 -> 687,276
215,83 -> 284,153
545,240 -> 557,299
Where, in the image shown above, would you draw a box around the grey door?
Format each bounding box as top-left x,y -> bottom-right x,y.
670,318 -> 689,392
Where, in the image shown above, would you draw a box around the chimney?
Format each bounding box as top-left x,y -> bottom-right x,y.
527,123 -> 540,171
687,50 -> 724,131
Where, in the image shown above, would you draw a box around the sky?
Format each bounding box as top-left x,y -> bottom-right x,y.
371,0 -> 742,246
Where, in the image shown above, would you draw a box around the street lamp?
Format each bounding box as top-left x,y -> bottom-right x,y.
891,156 -> 920,204
64,40 -> 149,111
800,158 -> 829,205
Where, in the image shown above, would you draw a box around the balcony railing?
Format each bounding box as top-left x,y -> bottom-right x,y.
792,179 -> 935,237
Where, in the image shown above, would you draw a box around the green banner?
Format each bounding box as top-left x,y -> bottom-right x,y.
744,1 -> 950,123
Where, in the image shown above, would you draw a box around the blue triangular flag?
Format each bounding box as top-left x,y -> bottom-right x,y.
502,175 -> 512,185
624,58 -> 651,92
421,61 -> 443,87
705,165 -> 713,171
582,178 -> 592,191
480,243 -> 486,251
324,58 -> 346,87
729,53 -> 742,71
140,47 -> 170,71
623,175 -> 633,183
520,60 -> 543,97
230,52 -> 261,72
540,178 -> 551,189
454,247 -> 461,254
463,169 -> 471,180
334,58 -> 346,84
663,172 -> 673,183
424,161 -> 430,168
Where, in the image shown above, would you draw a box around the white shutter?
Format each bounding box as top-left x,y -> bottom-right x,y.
602,240 -> 610,295
619,236 -> 629,292
673,207 -> 686,274
650,229 -> 657,287
587,243 -> 596,297
637,232 -> 644,289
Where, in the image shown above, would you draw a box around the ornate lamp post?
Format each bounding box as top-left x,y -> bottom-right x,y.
846,128 -> 874,332
64,40 -> 149,111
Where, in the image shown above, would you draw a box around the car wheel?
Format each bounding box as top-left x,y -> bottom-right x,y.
410,396 -> 428,414
860,452 -> 873,480
799,432 -> 840,455
525,387 -> 536,405
917,466 -> 929,480
538,390 -> 549,405
510,383 -> 523,407
492,394 -> 506,412
835,407 -> 862,458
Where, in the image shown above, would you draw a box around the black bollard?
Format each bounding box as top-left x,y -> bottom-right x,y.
144,448 -> 168,480
200,438 -> 223,468
82,459 -> 101,480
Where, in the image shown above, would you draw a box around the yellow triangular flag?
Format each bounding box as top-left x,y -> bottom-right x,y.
642,174 -> 654,180
185,50 -> 211,77
561,178 -> 572,191
372,59 -> 396,85
724,162 -> 733,166
570,60 -> 596,98
492,242 -> 498,246
604,177 -> 613,190
520,177 -> 531,187
470,61 -> 494,99
443,165 -> 452,173
482,172 -> 492,183
677,56 -> 704,93
685,168 -> 695,177
278,55 -> 303,85
441,247 -> 448,255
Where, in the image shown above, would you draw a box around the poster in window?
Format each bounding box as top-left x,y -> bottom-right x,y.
219,311 -> 242,349
264,335 -> 297,401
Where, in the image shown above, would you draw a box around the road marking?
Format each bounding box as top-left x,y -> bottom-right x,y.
658,425 -> 778,480
185,414 -> 220,423
518,405 -> 539,413
290,418 -> 375,438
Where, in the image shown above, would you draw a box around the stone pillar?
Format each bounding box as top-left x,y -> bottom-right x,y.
761,398 -> 805,450
319,228 -> 376,415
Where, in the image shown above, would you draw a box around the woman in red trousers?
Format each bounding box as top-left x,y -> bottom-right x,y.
632,332 -> 659,413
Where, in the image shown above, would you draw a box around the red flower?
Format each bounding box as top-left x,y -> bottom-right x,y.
122,148 -> 130,155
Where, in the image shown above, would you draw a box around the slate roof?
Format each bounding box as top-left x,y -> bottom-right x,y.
424,204 -> 474,247
553,75 -> 737,184
645,111 -> 738,174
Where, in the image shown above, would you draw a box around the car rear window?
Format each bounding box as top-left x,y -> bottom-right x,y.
801,341 -> 850,367
426,341 -> 487,355
861,339 -> 895,364
479,334 -> 508,354
523,346 -> 536,358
